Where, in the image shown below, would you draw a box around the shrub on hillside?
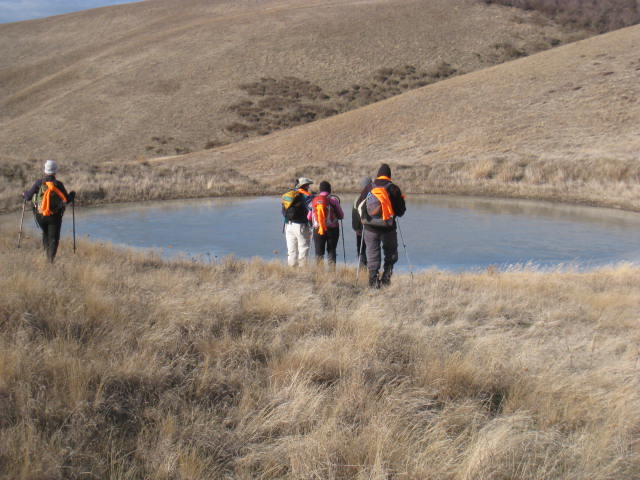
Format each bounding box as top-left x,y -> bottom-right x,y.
146,136 -> 191,156
481,0 -> 640,32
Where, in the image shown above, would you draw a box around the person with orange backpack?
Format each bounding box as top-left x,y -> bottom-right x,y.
23,160 -> 75,263
309,181 -> 344,266
356,164 -> 406,288
281,177 -> 314,267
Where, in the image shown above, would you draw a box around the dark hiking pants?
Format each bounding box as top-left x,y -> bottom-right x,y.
363,227 -> 398,274
35,211 -> 63,262
313,227 -> 340,264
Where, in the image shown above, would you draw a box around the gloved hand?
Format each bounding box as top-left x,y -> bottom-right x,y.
68,191 -> 76,202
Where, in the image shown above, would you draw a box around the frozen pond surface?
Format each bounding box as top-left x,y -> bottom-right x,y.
51,195 -> 640,271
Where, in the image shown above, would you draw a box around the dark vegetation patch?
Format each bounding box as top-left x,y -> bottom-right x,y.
0,389 -> 17,428
204,139 -> 230,149
481,0 -> 640,33
226,76 -> 339,137
96,375 -> 163,437
145,135 -> 191,156
224,64 -> 458,141
492,42 -> 528,59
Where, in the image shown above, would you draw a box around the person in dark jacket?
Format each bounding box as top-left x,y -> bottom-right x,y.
356,164 -> 406,287
282,177 -> 314,267
23,160 -> 75,263
352,176 -> 371,266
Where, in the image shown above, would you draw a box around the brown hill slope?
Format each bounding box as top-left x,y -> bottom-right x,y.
0,0 -> 578,166
171,24 -> 640,209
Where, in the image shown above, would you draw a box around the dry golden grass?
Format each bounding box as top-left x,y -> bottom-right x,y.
1,221 -> 639,479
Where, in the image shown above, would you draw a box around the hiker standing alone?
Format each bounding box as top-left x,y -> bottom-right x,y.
309,181 -> 344,266
357,164 -> 406,287
23,160 -> 75,263
281,177 -> 314,267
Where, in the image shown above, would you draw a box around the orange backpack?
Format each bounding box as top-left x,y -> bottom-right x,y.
33,181 -> 67,216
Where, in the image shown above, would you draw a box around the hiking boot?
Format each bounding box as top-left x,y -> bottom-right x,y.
380,269 -> 392,286
368,271 -> 380,289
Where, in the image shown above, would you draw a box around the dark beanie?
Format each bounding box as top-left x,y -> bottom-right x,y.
377,163 -> 391,178
319,180 -> 331,193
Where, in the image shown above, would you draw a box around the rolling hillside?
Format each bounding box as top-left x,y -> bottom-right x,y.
1,0 -> 638,213
173,24 -> 640,208
0,0 -> 579,166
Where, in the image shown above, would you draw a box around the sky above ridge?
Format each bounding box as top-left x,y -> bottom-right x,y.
0,0 -> 139,23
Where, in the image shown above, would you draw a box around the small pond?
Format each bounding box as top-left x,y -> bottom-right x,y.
47,195 -> 640,271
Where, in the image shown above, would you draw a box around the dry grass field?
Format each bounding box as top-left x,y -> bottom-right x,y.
1,2 -> 640,477
1,224 -> 640,479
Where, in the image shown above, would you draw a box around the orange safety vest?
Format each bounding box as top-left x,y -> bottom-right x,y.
371,176 -> 394,220
313,195 -> 329,235
40,181 -> 67,216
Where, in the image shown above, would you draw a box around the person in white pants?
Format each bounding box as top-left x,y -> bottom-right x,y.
285,222 -> 312,266
282,177 -> 314,267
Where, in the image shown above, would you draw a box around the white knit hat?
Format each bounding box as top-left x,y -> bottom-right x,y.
44,160 -> 58,175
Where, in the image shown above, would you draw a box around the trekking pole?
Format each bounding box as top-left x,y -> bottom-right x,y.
340,219 -> 346,265
355,235 -> 364,284
396,218 -> 414,283
17,200 -> 26,248
333,194 -> 347,265
72,199 -> 76,254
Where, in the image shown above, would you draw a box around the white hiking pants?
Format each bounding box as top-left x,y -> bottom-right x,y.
285,222 -> 312,267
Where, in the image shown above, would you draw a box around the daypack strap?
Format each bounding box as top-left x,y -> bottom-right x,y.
313,195 -> 328,235
370,186 -> 394,220
41,181 -> 67,216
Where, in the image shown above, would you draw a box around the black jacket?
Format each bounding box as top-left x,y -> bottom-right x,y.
356,177 -> 406,232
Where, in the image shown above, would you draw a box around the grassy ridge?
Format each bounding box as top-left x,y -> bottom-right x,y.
1,225 -> 639,478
